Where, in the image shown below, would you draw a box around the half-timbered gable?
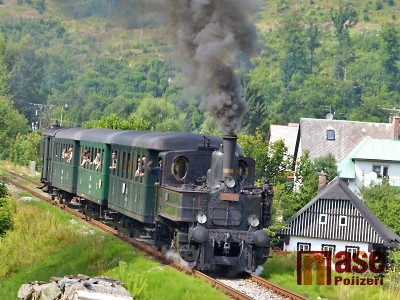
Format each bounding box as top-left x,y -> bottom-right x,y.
281,177 -> 400,255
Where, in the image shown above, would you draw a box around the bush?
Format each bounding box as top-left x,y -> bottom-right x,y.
0,197 -> 13,236
9,131 -> 41,170
0,176 -> 7,198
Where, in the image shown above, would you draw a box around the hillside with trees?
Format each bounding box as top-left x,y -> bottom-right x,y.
0,0 -> 400,230
0,0 -> 398,135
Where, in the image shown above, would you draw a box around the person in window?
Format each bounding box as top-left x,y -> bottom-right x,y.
91,152 -> 101,170
65,147 -> 73,164
81,148 -> 90,167
135,156 -> 146,177
140,156 -> 146,176
110,152 -> 117,169
238,165 -> 245,183
147,159 -> 162,183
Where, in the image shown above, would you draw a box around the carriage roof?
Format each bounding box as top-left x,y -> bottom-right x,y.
52,127 -> 242,153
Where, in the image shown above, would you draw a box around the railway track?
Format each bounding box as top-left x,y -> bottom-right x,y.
7,171 -> 307,300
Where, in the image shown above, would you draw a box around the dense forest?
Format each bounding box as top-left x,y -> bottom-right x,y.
0,0 -> 399,136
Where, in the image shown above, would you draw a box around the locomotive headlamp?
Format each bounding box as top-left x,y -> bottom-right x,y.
197,212 -> 207,224
225,177 -> 236,188
248,214 -> 260,227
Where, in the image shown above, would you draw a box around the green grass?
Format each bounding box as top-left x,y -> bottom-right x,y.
262,252 -> 400,300
0,194 -> 228,300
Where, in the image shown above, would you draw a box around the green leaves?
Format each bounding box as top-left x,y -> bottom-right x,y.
360,183 -> 400,236
0,195 -> 13,237
0,96 -> 28,159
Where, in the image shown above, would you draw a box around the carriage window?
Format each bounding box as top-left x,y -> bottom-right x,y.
127,152 -> 131,179
172,156 -> 188,180
110,151 -> 117,174
122,152 -> 127,178
91,149 -> 102,172
134,155 -> 140,181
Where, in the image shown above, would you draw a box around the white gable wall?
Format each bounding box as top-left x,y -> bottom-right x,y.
284,236 -> 369,255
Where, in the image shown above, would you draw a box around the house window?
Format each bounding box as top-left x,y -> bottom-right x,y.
339,216 -> 347,226
372,165 -> 389,178
297,243 -> 311,251
322,244 -> 336,257
319,214 -> 327,225
326,129 -> 335,140
383,166 -> 388,177
345,246 -> 359,258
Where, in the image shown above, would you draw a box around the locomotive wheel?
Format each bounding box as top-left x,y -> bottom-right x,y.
178,244 -> 197,262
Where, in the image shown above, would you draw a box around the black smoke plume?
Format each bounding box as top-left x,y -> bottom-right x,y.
150,0 -> 257,134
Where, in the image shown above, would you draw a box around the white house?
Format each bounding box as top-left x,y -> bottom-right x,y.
280,177 -> 400,260
338,138 -> 400,195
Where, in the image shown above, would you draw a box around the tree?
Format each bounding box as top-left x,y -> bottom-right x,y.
274,150 -> 320,222
330,1 -> 358,80
0,33 -> 8,96
360,183 -> 400,236
0,96 -> 28,159
9,131 -> 42,168
307,21 -> 320,74
312,153 -> 339,183
243,60 -> 282,133
7,37 -> 45,117
133,96 -> 187,132
238,129 -> 292,184
82,113 -> 151,130
32,0 -> 45,14
279,11 -> 309,88
380,24 -> 400,92
0,197 -> 13,236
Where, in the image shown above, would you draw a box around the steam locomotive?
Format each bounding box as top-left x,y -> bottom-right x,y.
39,125 -> 273,271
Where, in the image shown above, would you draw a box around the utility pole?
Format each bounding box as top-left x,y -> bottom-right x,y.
30,103 -> 54,129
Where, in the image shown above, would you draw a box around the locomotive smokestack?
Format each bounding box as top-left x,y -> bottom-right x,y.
223,134 -> 237,180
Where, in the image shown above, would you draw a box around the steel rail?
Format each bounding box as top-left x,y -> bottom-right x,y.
245,273 -> 307,300
7,172 -> 253,300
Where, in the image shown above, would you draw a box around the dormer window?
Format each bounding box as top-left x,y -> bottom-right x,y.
326,129 -> 335,140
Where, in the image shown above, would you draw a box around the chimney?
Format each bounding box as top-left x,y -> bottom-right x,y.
318,171 -> 327,192
222,134 -> 237,180
391,116 -> 400,140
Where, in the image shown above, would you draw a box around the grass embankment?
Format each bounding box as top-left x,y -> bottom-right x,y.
0,181 -> 228,299
262,252 -> 400,300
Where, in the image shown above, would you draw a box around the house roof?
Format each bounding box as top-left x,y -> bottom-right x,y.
338,139 -> 400,179
352,139 -> 400,161
283,177 -> 400,247
299,118 -> 395,161
269,123 -> 299,157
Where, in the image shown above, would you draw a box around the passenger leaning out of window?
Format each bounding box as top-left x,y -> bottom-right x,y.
110,152 -> 117,169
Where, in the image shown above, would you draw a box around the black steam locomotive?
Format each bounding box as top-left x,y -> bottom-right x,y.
39,125 -> 273,271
